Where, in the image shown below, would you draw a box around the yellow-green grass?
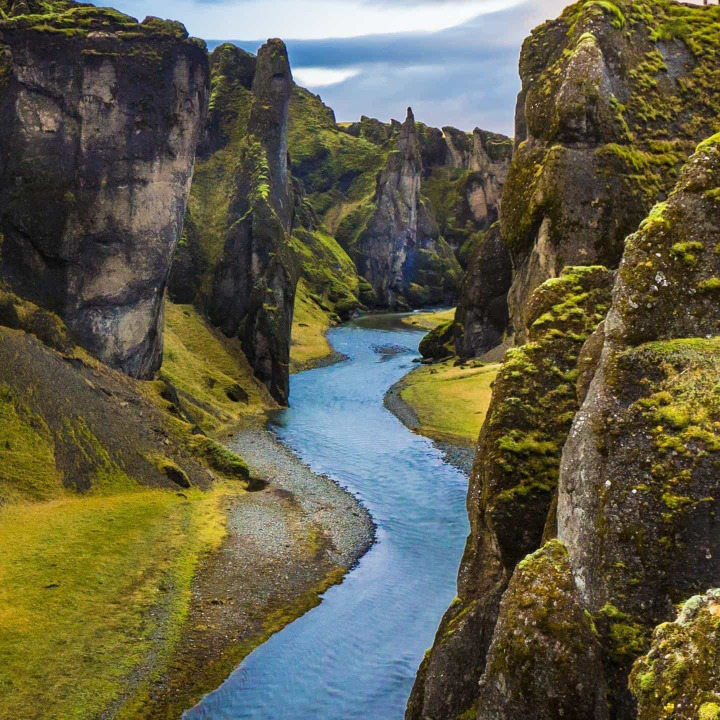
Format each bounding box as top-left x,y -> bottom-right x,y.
400,360 -> 500,445
402,307 -> 456,331
0,486 -> 233,720
162,302 -> 275,431
290,279 -> 334,372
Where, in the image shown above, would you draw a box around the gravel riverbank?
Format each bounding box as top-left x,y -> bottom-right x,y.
137,419 -> 374,719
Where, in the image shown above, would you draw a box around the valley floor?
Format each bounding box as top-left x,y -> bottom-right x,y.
126,424 -> 374,719
0,301 -> 373,720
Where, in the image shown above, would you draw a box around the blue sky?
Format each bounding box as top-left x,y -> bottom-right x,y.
91,0 -> 575,135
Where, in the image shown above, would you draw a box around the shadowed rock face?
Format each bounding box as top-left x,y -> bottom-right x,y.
356,108 -> 462,309
207,39 -> 298,404
0,4 -> 209,378
502,0 -> 720,343
454,224 -> 512,359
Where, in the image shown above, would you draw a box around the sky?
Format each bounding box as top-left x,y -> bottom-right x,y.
89,0 -> 581,135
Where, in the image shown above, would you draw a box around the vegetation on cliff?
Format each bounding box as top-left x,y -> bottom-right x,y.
501,0 -> 720,340
407,265 -> 612,720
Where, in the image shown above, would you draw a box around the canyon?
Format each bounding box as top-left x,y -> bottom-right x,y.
1,0 -> 720,719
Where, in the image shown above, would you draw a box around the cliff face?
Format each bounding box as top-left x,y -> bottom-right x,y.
207,39 -> 297,404
503,0 -> 720,343
407,265 -> 612,720
354,108 -> 462,309
555,135 -> 720,717
290,91 -> 510,310
419,126 -> 512,358
0,3 -> 208,378
410,4 -> 720,715
170,41 -> 300,404
412,133 -> 720,720
453,224 -> 512,359
422,126 -> 512,261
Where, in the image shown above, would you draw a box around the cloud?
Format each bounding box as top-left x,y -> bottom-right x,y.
100,0 -> 505,40
292,67 -> 362,87
207,0 -> 569,134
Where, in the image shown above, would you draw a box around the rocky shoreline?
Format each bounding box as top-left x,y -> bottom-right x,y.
384,374 -> 475,476
137,419 -> 375,718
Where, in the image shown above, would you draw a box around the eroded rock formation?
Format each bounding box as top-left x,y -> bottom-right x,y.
502,0 -> 720,343
0,3 -> 208,378
556,134 -> 720,717
207,39 -> 297,404
453,224 -> 512,359
355,108 -> 462,309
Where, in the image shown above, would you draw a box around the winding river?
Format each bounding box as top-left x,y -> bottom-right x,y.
185,315 -> 470,720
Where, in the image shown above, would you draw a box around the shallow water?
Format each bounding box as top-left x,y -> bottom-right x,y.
185,315 -> 470,720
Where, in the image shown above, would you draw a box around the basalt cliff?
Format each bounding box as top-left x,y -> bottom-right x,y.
409,1 -> 720,719
0,1 -> 208,377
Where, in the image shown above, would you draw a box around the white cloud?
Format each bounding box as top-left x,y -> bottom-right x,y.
292,67 -> 362,87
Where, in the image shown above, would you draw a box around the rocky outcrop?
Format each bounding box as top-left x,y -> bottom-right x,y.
503,0 -> 720,343
453,224 -> 512,359
421,125 -> 512,262
555,134 -> 720,717
293,93 -> 509,309
354,108 -> 462,309
407,265 -> 611,720
418,319 -> 454,360
630,589 -> 720,720
477,540 -> 609,720
207,39 -> 297,404
0,3 -> 208,378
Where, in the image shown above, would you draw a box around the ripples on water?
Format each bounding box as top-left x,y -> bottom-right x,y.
185,315 -> 470,720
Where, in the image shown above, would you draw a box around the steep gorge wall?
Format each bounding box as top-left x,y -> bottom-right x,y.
407,265 -> 612,720
502,0 -> 720,344
409,3 -> 720,713
0,2 -> 208,378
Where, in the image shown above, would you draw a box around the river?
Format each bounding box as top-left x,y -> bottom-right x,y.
184,314 -> 470,720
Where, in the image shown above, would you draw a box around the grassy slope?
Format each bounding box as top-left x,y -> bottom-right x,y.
162,301 -> 276,429
0,290 -> 274,719
400,360 -> 500,446
0,487 -> 230,720
291,279 -> 334,371
288,227 -> 360,371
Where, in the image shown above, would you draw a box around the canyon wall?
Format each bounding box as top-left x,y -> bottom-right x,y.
454,0 -> 720,360
354,109 -> 461,309
0,2 -> 208,377
409,1 -> 720,717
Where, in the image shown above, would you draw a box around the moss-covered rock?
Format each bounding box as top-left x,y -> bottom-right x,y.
477,540 -> 609,720
557,137 -> 720,717
418,319 -> 454,360
503,0 -> 720,342
631,590 -> 720,720
406,265 -> 612,720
